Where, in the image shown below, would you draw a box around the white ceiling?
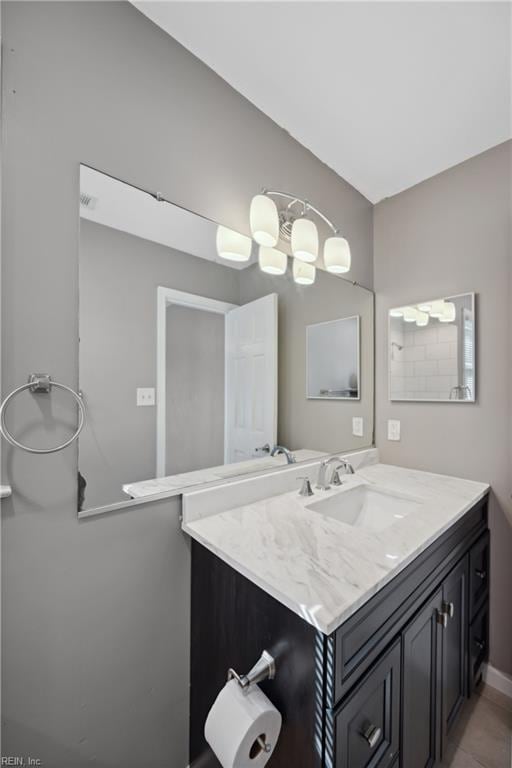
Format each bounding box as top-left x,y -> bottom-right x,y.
133,1 -> 511,203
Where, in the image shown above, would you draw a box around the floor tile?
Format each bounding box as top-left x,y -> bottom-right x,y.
480,684 -> 512,715
447,692 -> 512,768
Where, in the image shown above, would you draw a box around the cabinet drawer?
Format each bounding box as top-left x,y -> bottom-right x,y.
469,531 -> 489,620
469,602 -> 489,692
327,641 -> 400,768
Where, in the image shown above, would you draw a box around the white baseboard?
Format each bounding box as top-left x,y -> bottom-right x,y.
483,664 -> 512,699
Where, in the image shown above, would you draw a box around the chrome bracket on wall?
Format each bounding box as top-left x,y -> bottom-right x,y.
227,650 -> 276,690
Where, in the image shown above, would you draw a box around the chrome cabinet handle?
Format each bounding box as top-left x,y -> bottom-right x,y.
474,638 -> 486,651
442,601 -> 455,619
361,724 -> 381,749
475,569 -> 487,580
436,609 -> 448,628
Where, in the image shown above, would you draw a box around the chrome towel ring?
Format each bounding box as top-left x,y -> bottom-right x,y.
0,373 -> 85,454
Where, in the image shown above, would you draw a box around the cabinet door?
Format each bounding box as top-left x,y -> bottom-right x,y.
402,588 -> 443,768
441,556 -> 468,751
331,640 -> 400,768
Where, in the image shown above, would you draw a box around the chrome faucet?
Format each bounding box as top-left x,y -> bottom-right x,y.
270,445 -> 296,464
316,456 -> 355,490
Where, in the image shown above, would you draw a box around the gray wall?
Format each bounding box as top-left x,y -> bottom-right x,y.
1,3 -> 373,767
239,263 -> 374,454
166,305 -> 225,475
374,141 -> 512,676
79,219 -> 238,510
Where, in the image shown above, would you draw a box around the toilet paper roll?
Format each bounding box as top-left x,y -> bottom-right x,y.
205,679 -> 282,768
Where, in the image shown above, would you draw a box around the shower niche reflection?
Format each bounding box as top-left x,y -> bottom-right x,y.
388,293 -> 475,402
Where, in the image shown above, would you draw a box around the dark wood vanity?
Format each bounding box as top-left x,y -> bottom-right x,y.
189,494 -> 489,768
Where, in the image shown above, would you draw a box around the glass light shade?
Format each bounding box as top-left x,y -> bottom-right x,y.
389,307 -> 405,318
216,226 -> 252,262
293,258 -> 316,285
402,307 -> 418,323
430,300 -> 446,318
250,194 -> 279,247
418,302 -> 432,313
258,246 -> 287,276
416,310 -> 429,327
439,301 -> 456,323
291,218 -> 318,263
324,236 -> 351,273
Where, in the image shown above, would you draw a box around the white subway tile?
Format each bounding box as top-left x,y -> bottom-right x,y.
438,359 -> 458,375
437,324 -> 458,343
415,360 -> 438,376
426,342 -> 453,360
403,346 -> 426,362
425,375 -> 453,393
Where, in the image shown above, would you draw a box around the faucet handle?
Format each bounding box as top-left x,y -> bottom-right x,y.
298,477 -> 314,497
332,469 -> 343,486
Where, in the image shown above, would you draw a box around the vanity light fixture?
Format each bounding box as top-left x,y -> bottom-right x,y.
324,236 -> 351,274
291,218 -> 318,263
258,246 -> 287,276
389,307 -> 405,318
216,226 -> 252,262
293,259 -> 316,285
418,302 -> 432,313
249,189 -> 351,279
250,194 -> 279,247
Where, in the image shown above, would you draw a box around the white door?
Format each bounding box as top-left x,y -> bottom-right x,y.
225,294 -> 278,463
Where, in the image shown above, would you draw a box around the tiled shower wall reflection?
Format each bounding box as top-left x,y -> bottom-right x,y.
390,319 -> 458,400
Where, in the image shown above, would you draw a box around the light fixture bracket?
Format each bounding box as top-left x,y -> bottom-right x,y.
261,188 -> 341,237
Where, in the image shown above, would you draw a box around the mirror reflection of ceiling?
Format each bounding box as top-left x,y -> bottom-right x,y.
133,1 -> 511,202
79,166 -> 256,270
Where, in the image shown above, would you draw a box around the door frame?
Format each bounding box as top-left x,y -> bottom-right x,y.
156,286 -> 237,477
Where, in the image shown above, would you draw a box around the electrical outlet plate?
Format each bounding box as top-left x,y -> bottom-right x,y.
137,387 -> 155,407
388,419 -> 401,441
352,417 -> 364,437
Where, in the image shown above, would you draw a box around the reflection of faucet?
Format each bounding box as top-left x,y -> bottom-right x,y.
316,456 -> 355,490
270,445 -> 296,464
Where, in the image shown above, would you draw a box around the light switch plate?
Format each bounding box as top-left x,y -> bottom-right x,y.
137,387 -> 155,407
388,419 -> 401,441
352,417 -> 364,437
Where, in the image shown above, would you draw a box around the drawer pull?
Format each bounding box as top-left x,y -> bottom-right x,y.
475,569 -> 487,580
436,609 -> 448,628
442,601 -> 455,619
474,638 -> 486,651
361,724 -> 381,749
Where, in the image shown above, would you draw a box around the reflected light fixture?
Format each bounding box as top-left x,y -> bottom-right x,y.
429,300 -> 446,318
293,259 -> 316,285
416,310 -> 429,327
389,307 -> 405,318
403,307 -> 418,323
258,246 -> 287,276
439,301 -> 456,323
216,226 -> 252,262
249,189 -> 351,282
418,302 -> 432,313
250,194 -> 279,247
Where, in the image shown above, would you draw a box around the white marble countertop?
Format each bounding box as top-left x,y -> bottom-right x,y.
183,463 -> 489,635
123,449 -> 326,499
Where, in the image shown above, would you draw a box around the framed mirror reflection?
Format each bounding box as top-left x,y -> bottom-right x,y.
78,165 -> 375,514
388,293 -> 476,402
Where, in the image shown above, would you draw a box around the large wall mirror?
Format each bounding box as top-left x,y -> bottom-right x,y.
388,293 -> 475,402
78,165 -> 374,513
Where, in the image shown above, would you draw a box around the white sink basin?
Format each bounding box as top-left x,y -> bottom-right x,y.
307,484 -> 423,533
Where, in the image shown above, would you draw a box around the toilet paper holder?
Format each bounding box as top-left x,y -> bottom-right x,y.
227,650 -> 276,691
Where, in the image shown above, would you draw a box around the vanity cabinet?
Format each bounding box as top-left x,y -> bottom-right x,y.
189,495 -> 489,768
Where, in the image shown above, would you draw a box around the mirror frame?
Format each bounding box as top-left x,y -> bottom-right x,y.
306,315 -> 361,401
388,291 -> 476,404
